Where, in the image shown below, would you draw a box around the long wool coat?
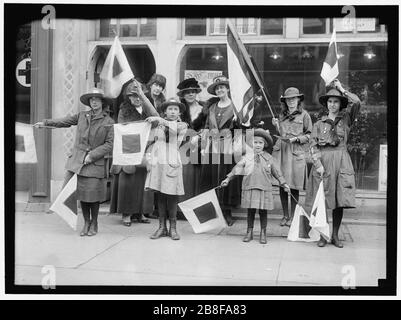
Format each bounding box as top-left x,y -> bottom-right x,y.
272,108 -> 312,190
199,101 -> 242,208
304,92 -> 361,210
44,110 -> 114,179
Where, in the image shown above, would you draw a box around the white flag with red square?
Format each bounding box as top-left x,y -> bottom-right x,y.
15,122 -> 37,164
178,189 -> 227,234
49,174 -> 78,230
309,181 -> 331,240
287,204 -> 320,242
112,121 -> 151,166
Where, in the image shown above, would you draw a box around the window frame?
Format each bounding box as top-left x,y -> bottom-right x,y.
96,18 -> 157,40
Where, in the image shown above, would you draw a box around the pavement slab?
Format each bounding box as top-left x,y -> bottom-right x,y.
14,211 -> 386,288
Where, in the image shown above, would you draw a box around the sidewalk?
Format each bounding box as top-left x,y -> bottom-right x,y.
14,206 -> 386,287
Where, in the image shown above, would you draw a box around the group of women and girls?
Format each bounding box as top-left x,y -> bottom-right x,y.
34,72 -> 361,248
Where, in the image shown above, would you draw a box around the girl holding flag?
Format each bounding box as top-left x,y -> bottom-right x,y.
272,87 -> 313,227
305,79 -> 361,248
142,95 -> 188,240
221,128 -> 290,244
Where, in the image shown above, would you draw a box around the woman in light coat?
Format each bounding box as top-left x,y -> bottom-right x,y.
35,88 -> 114,237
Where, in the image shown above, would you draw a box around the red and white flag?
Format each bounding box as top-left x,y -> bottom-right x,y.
178,189 -> 227,234
112,121 -> 151,166
320,29 -> 339,86
100,36 -> 134,98
309,181 -> 330,240
226,19 -> 263,124
287,204 -> 320,242
49,174 -> 78,230
15,122 -> 37,163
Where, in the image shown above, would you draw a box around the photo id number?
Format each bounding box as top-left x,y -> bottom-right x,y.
197,304 -> 246,315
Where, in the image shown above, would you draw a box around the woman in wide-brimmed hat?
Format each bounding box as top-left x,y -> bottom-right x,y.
198,75 -> 244,226
34,88 -> 114,237
304,79 -> 361,248
109,80 -> 154,227
272,87 -> 313,228
142,96 -> 188,241
175,78 -> 208,210
221,128 -> 290,244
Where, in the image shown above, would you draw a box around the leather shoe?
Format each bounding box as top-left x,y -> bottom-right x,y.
317,237 -> 327,247
331,236 -> 344,248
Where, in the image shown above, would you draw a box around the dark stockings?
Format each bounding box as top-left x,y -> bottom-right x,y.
279,187 -> 299,219
332,207 -> 344,240
80,201 -> 99,223
247,209 -> 268,229
157,193 -> 178,220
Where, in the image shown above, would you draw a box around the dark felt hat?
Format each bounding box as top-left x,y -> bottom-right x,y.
253,128 -> 273,147
177,78 -> 202,96
319,88 -> 348,109
207,76 -> 230,95
124,80 -> 147,97
280,87 -> 304,102
160,97 -> 186,114
80,88 -> 112,107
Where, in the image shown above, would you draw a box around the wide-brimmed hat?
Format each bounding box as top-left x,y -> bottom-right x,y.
280,87 -> 304,102
207,76 -> 230,95
177,78 -> 202,97
147,73 -> 166,89
319,88 -> 348,109
253,128 -> 273,147
80,88 -> 112,107
160,97 -> 186,114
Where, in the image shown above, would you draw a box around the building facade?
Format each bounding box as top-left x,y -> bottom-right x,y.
15,17 -> 388,204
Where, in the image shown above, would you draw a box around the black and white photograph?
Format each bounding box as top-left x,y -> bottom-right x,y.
3,0 -> 398,299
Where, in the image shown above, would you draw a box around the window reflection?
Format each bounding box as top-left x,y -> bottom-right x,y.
179,42 -> 387,190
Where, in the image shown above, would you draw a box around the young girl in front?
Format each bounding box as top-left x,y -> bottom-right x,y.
140,89 -> 188,240
221,129 -> 290,244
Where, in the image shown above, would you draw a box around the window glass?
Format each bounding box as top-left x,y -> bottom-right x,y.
303,18 -> 326,34
139,18 -> 156,37
260,18 -> 283,35
179,45 -> 227,101
185,18 -> 207,36
245,42 -> 387,190
120,18 -> 138,37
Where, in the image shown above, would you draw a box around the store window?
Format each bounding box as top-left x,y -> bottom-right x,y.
179,45 -> 227,101
185,18 -> 207,36
260,18 -> 284,35
331,18 -> 381,33
180,42 -> 387,191
303,18 -> 327,34
99,18 -> 156,38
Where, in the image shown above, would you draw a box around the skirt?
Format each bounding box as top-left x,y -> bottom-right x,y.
241,189 -> 274,210
110,168 -> 153,215
77,176 -> 107,202
199,153 -> 242,208
63,170 -> 106,203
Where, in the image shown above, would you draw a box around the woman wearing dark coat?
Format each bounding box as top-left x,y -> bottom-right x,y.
197,76 -> 244,226
304,79 -> 361,248
34,88 -> 114,237
109,81 -> 152,226
176,78 -> 208,204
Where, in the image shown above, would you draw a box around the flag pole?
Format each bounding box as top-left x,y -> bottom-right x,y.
227,19 -> 280,133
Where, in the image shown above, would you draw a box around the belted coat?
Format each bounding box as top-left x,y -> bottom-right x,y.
44,110 -> 114,179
